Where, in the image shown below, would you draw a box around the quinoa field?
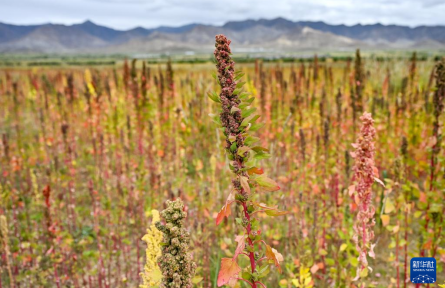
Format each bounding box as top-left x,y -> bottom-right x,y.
0,37 -> 444,288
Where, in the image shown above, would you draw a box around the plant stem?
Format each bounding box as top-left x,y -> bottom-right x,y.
242,202 -> 257,288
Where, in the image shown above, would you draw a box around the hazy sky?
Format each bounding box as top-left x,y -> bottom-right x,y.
1,0 -> 444,29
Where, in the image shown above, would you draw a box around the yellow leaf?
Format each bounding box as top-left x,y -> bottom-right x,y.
381,214 -> 390,226
385,199 -> 395,214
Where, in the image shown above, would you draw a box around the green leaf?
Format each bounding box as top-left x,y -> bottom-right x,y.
235,72 -> 245,81
244,97 -> 255,105
207,91 -> 221,103
325,258 -> 335,266
359,267 -> 369,278
236,81 -> 246,89
242,107 -> 257,118
240,114 -> 259,127
265,209 -> 289,216
242,272 -> 252,280
255,175 -> 280,191
192,276 -> 203,284
230,142 -> 237,152
245,136 -> 260,146
249,123 -> 264,132
239,92 -> 250,100
258,265 -> 270,278
250,218 -> 259,230
254,153 -> 271,160
384,199 -> 395,214
251,146 -> 269,153
233,88 -> 242,95
237,146 -> 250,156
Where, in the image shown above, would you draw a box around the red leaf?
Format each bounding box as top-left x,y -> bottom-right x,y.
216,193 -> 235,225
216,202 -> 233,225
217,258 -> 241,287
233,235 -> 246,261
247,167 -> 264,175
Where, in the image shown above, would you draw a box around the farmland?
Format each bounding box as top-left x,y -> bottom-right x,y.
0,47 -> 444,288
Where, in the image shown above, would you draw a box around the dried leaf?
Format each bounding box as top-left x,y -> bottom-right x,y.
239,176 -> 250,194
265,244 -> 282,273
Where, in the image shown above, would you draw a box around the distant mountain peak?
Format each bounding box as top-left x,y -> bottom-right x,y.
0,17 -> 444,54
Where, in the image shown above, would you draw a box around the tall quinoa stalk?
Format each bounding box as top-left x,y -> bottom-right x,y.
400,137 -> 409,288
349,112 -> 382,284
212,34 -> 286,288
422,58 -> 445,260
354,49 -> 364,113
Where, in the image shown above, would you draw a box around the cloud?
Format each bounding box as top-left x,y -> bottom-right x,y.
422,0 -> 445,7
0,0 -> 443,29
89,0 -> 147,4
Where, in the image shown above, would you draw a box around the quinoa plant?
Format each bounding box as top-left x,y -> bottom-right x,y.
155,199 -> 196,288
426,58 -> 445,259
349,112 -> 382,283
211,34 -> 286,288
0,215 -> 13,288
140,210 -> 163,288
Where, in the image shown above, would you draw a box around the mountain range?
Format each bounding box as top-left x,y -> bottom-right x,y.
1,17 -> 444,54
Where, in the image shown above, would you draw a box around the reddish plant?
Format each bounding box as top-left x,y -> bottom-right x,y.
349,112 -> 381,281
212,34 -> 286,288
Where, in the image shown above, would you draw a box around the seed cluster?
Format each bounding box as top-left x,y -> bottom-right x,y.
214,34 -> 248,195
155,199 -> 196,288
351,112 -> 377,271
432,59 -> 445,154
